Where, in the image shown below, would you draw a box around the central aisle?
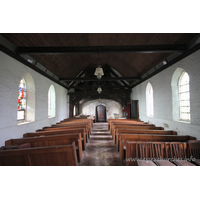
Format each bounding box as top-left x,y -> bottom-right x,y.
79,123 -> 122,166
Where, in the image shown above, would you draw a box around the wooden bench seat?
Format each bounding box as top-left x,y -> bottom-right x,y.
109,121 -> 149,130
125,141 -> 195,166
61,118 -> 93,128
60,121 -> 93,131
169,142 -> 195,166
111,123 -> 155,138
138,160 -> 157,166
119,134 -> 196,163
51,124 -> 91,138
110,121 -> 149,134
188,140 -> 200,166
52,123 -> 90,131
151,142 -> 176,166
108,119 -> 142,129
24,128 -> 87,150
5,133 -> 83,162
126,142 -> 157,166
58,118 -> 92,126
112,125 -> 164,143
116,129 -> 177,151
0,143 -> 78,166
37,125 -> 89,141
58,120 -> 92,133
57,122 -> 91,132
126,141 -> 172,166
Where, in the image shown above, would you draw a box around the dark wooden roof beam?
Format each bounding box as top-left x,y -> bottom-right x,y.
110,68 -> 130,88
70,85 -> 131,90
130,42 -> 200,88
16,44 -> 187,55
60,77 -> 141,81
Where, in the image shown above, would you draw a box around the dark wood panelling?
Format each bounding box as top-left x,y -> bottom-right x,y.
2,33 -> 197,46
1,33 -> 198,83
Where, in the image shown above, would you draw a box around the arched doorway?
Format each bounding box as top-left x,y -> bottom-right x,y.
96,105 -> 106,122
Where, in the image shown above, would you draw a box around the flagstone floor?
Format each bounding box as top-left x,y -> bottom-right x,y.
79,123 -> 122,166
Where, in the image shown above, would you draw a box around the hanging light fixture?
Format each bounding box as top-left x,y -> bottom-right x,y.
97,86 -> 102,93
94,65 -> 104,79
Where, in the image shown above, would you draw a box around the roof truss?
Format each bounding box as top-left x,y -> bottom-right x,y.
16,44 -> 187,55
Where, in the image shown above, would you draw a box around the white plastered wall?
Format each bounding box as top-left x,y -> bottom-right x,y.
80,99 -> 123,121
131,50 -> 200,139
0,52 -> 69,146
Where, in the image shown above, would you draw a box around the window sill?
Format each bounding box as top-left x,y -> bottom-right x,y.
179,120 -> 191,124
18,121 -> 34,125
147,115 -> 154,118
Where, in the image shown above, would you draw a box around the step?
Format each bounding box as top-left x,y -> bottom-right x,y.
90,135 -> 112,140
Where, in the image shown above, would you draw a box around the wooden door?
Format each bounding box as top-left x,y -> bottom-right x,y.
131,100 -> 139,119
96,105 -> 106,122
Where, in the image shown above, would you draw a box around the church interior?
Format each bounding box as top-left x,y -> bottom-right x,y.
1,33 -> 200,167
1,2 -> 200,199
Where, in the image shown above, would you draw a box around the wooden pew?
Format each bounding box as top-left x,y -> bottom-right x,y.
37,125 -> 90,141
61,118 -> 93,128
151,142 -> 176,166
110,121 -> 149,135
57,118 -> 92,128
168,142 -> 195,166
5,133 -> 83,162
52,123 -> 91,137
119,134 -> 196,163
109,119 -> 145,129
126,142 -> 157,166
115,129 -> 177,151
57,122 -> 91,133
188,140 -> 200,165
53,123 -> 90,133
110,122 -> 153,138
24,128 -> 87,150
108,119 -> 142,129
55,121 -> 92,131
57,120 -> 91,126
125,141 -> 195,166
112,125 -> 164,143
59,119 -> 92,133
0,143 -> 78,166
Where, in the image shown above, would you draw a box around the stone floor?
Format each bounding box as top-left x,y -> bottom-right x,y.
79,123 -> 122,166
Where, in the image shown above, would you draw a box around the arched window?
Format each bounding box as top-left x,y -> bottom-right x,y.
179,72 -> 190,121
17,73 -> 35,123
48,85 -> 56,118
146,83 -> 154,117
17,78 -> 26,121
73,105 -> 76,117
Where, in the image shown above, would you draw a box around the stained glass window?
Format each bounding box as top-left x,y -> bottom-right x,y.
17,78 -> 26,120
179,72 -> 190,121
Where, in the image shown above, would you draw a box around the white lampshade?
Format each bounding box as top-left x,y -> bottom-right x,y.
94,66 -> 104,79
97,87 -> 102,93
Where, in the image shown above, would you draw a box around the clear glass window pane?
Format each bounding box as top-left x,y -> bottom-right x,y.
146,83 -> 154,117
179,72 -> 190,121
